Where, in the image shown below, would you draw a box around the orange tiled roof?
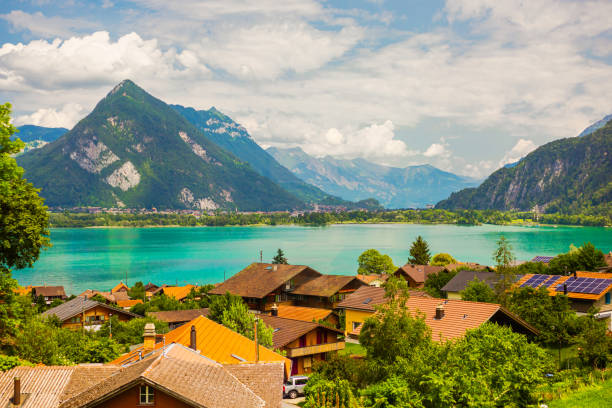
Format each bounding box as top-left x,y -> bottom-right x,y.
116,299 -> 143,308
351,297 -> 534,342
159,284 -> 196,300
514,272 -> 612,300
111,282 -> 129,293
275,305 -> 333,322
111,316 -> 291,377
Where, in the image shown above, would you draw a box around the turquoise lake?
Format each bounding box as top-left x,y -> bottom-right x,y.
13,224 -> 612,295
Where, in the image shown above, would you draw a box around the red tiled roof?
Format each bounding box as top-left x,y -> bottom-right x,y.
258,315 -> 342,349
336,285 -> 429,312
275,305 -> 333,323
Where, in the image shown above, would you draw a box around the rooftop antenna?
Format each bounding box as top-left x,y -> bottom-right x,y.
223,270 -> 226,282
260,250 -> 263,263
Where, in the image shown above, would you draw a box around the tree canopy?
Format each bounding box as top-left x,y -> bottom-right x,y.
430,253 -> 457,266
460,278 -> 497,303
408,236 -> 431,265
357,249 -> 396,275
272,248 -> 288,264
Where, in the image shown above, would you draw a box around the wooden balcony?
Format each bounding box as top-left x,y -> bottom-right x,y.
285,342 -> 345,358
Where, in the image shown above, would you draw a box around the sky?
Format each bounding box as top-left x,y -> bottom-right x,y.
1,0 -> 611,178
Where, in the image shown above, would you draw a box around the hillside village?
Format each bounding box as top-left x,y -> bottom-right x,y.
2,240 -> 612,407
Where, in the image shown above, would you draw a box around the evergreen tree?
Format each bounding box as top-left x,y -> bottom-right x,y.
407,236 -> 431,265
492,235 -> 517,304
272,248 -> 288,264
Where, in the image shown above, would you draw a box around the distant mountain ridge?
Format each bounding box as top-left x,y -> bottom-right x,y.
578,114 -> 612,137
12,125 -> 68,155
170,104 -> 347,205
436,119 -> 612,213
17,80 -> 305,211
267,146 -> 479,208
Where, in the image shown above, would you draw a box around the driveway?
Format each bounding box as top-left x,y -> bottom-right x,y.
282,396 -> 304,407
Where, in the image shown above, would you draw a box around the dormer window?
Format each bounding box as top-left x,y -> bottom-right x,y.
139,385 -> 154,405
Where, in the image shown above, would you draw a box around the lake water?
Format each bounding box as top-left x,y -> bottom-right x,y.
13,224 -> 612,295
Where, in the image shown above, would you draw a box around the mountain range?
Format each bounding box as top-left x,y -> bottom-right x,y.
12,125 -> 67,154
436,117 -> 612,213
267,147 -> 479,208
17,80 -> 305,211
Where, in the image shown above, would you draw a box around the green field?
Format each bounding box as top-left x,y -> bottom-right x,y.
548,377 -> 612,408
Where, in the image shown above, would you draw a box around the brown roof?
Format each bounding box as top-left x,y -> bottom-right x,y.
111,282 -> 129,293
275,305 -> 333,322
352,297 -> 537,342
148,308 -> 210,324
32,286 -> 66,297
144,282 -> 159,291
0,365 -> 118,408
336,285 -> 430,312
356,274 -> 389,285
79,290 -> 116,303
223,363 -> 284,408
258,315 -> 342,349
291,275 -> 362,297
395,264 -> 444,284
209,263 -> 322,299
62,344 -> 266,408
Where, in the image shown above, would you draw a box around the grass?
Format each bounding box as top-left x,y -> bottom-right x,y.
340,342 -> 366,356
548,377 -> 612,408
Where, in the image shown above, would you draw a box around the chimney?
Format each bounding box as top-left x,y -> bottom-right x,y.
563,283 -> 568,295
190,325 -> 197,350
271,303 -> 278,317
573,270 -> 577,279
143,323 -> 156,352
273,265 -> 278,272
13,377 -> 20,405
435,304 -> 445,320
254,319 -> 259,362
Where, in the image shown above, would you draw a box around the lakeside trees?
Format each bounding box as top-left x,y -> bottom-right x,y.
357,249 -> 396,275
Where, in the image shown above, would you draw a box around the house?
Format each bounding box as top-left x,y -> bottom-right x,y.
515,272 -> 612,315
111,281 -> 129,293
273,304 -> 338,327
209,263 -> 321,311
442,270 -> 507,299
530,256 -> 555,264
117,299 -> 143,310
258,314 -> 345,376
289,275 -> 365,309
144,282 -> 159,292
0,344 -> 283,407
32,285 -> 67,304
152,284 -> 196,302
42,296 -> 138,330
356,274 -> 389,287
393,264 -> 445,288
148,308 -> 210,329
112,316 -> 292,379
336,286 -> 537,341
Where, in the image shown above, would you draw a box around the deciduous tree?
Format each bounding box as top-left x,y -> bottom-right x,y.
460,278 -> 497,303
357,249 -> 396,275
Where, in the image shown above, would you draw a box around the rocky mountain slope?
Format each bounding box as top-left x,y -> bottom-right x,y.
170,104 -> 344,204
436,120 -> 612,213
17,80 -> 304,210
267,147 -> 478,208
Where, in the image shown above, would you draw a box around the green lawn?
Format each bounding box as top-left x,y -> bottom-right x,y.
341,342 -> 366,356
548,377 -> 612,408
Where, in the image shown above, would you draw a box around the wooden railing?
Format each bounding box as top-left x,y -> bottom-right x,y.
285,342 -> 345,358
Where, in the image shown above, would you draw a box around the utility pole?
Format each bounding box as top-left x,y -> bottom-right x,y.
260,250 -> 263,263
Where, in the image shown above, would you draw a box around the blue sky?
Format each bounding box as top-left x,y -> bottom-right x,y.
1,0 -> 611,177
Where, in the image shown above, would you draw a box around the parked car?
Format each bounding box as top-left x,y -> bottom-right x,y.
283,375 -> 308,399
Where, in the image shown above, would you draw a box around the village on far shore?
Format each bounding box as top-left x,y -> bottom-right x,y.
4,243 -> 612,407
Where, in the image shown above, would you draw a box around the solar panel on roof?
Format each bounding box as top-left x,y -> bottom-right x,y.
520,274 -> 548,288
531,256 -> 554,263
556,277 -> 612,294
542,276 -> 560,287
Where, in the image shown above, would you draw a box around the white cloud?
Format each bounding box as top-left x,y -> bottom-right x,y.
14,102 -> 86,128
1,10 -> 98,38
423,141 -> 450,158
498,138 -> 538,167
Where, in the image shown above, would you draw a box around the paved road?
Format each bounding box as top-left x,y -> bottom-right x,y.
282,396 -> 304,407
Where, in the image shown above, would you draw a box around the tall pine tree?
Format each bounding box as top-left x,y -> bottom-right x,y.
408,236 -> 431,265
272,248 -> 288,264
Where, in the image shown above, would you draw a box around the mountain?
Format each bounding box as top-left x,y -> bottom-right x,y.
12,125 -> 68,154
436,119 -> 612,213
17,80 -> 305,211
170,104 -> 342,204
267,147 -> 479,208
578,114 -> 612,137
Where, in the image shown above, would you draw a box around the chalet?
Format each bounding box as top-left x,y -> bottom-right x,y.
79,289 -> 130,304
258,314 -> 344,376
148,308 -> 210,329
442,270 -> 506,299
210,263 -> 363,311
111,281 -> 129,293
336,286 -> 537,341
32,285 -> 67,305
515,272 -> 612,317
151,284 -> 196,302
273,304 -> 338,326
356,274 -> 389,287
42,297 -> 138,330
393,264 -> 444,288
112,316 -> 292,379
0,344 -> 283,407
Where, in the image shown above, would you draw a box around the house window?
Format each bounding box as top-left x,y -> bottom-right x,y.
606,292 -> 611,305
352,322 -> 361,331
139,385 -> 154,404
